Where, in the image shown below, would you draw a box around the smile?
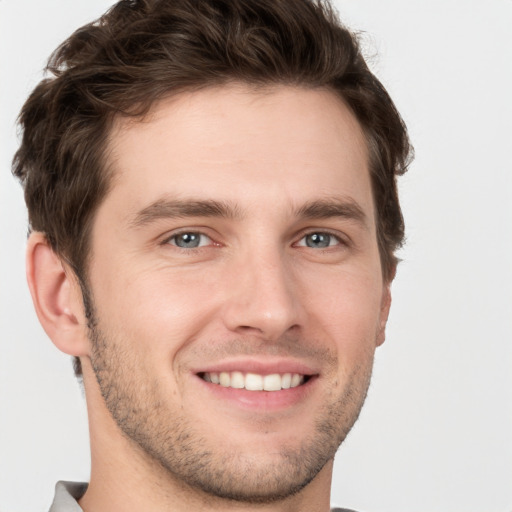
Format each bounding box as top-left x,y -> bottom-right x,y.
200,371 -> 307,391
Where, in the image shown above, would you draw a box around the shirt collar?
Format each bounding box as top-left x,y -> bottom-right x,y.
49,481 -> 87,512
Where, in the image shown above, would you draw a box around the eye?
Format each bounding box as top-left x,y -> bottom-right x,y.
297,232 -> 341,249
167,232 -> 212,249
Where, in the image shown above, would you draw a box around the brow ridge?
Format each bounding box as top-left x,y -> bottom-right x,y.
131,199 -> 241,227
130,196 -> 368,229
295,198 -> 368,229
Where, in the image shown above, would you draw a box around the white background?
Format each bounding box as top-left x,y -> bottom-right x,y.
1,1 -> 511,511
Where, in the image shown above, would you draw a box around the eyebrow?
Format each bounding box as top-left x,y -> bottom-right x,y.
295,198 -> 369,229
130,196 -> 368,229
130,199 -> 241,227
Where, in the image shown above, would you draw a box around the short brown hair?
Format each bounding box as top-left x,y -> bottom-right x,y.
13,0 -> 412,373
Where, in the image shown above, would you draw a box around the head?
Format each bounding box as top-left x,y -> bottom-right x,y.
14,0 -> 410,294
14,0 -> 412,506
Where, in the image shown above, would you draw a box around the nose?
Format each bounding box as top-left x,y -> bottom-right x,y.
221,247 -> 303,341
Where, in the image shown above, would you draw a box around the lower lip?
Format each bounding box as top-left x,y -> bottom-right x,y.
195,375 -> 318,411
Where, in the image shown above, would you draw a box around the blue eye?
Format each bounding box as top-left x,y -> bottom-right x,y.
298,232 -> 340,248
168,232 -> 211,248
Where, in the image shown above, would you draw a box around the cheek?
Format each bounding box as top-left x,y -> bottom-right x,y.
91,263 -> 222,356
303,269 -> 384,352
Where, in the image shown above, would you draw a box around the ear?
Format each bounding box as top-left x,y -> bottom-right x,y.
376,280 -> 393,347
26,232 -> 90,357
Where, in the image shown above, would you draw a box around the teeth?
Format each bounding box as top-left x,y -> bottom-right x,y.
219,372 -> 230,387
263,374 -> 281,391
202,371 -> 305,391
245,373 -> 263,391
231,371 -> 245,389
291,373 -> 302,388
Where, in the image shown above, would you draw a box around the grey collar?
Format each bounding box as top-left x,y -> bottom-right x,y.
49,481 -> 87,512
48,480 -> 357,512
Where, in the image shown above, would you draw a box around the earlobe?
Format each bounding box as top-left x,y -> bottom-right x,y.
26,232 -> 90,357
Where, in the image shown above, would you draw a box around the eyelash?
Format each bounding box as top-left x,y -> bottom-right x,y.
162,231 -> 214,249
295,230 -> 346,249
161,229 -> 347,251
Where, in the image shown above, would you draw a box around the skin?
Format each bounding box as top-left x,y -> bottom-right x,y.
27,84 -> 392,512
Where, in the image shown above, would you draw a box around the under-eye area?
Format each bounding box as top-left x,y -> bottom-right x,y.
198,371 -> 314,391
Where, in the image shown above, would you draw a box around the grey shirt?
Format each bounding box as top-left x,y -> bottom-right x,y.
49,482 -> 87,512
49,480 -> 357,512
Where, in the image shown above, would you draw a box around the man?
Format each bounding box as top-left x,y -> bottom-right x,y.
12,0 -> 411,510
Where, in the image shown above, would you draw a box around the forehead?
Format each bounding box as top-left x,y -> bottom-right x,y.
103,84 -> 373,224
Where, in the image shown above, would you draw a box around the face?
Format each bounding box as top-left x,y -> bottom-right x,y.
84,84 -> 390,502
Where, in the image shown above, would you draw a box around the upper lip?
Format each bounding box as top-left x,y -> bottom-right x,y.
192,358 -> 319,377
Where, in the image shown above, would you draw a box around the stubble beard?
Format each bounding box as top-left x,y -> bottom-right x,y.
86,305 -> 374,504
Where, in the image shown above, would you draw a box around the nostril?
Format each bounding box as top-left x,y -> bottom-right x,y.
236,325 -> 265,334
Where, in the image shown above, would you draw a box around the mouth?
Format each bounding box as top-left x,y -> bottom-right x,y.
193,359 -> 319,410
199,371 -> 310,391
